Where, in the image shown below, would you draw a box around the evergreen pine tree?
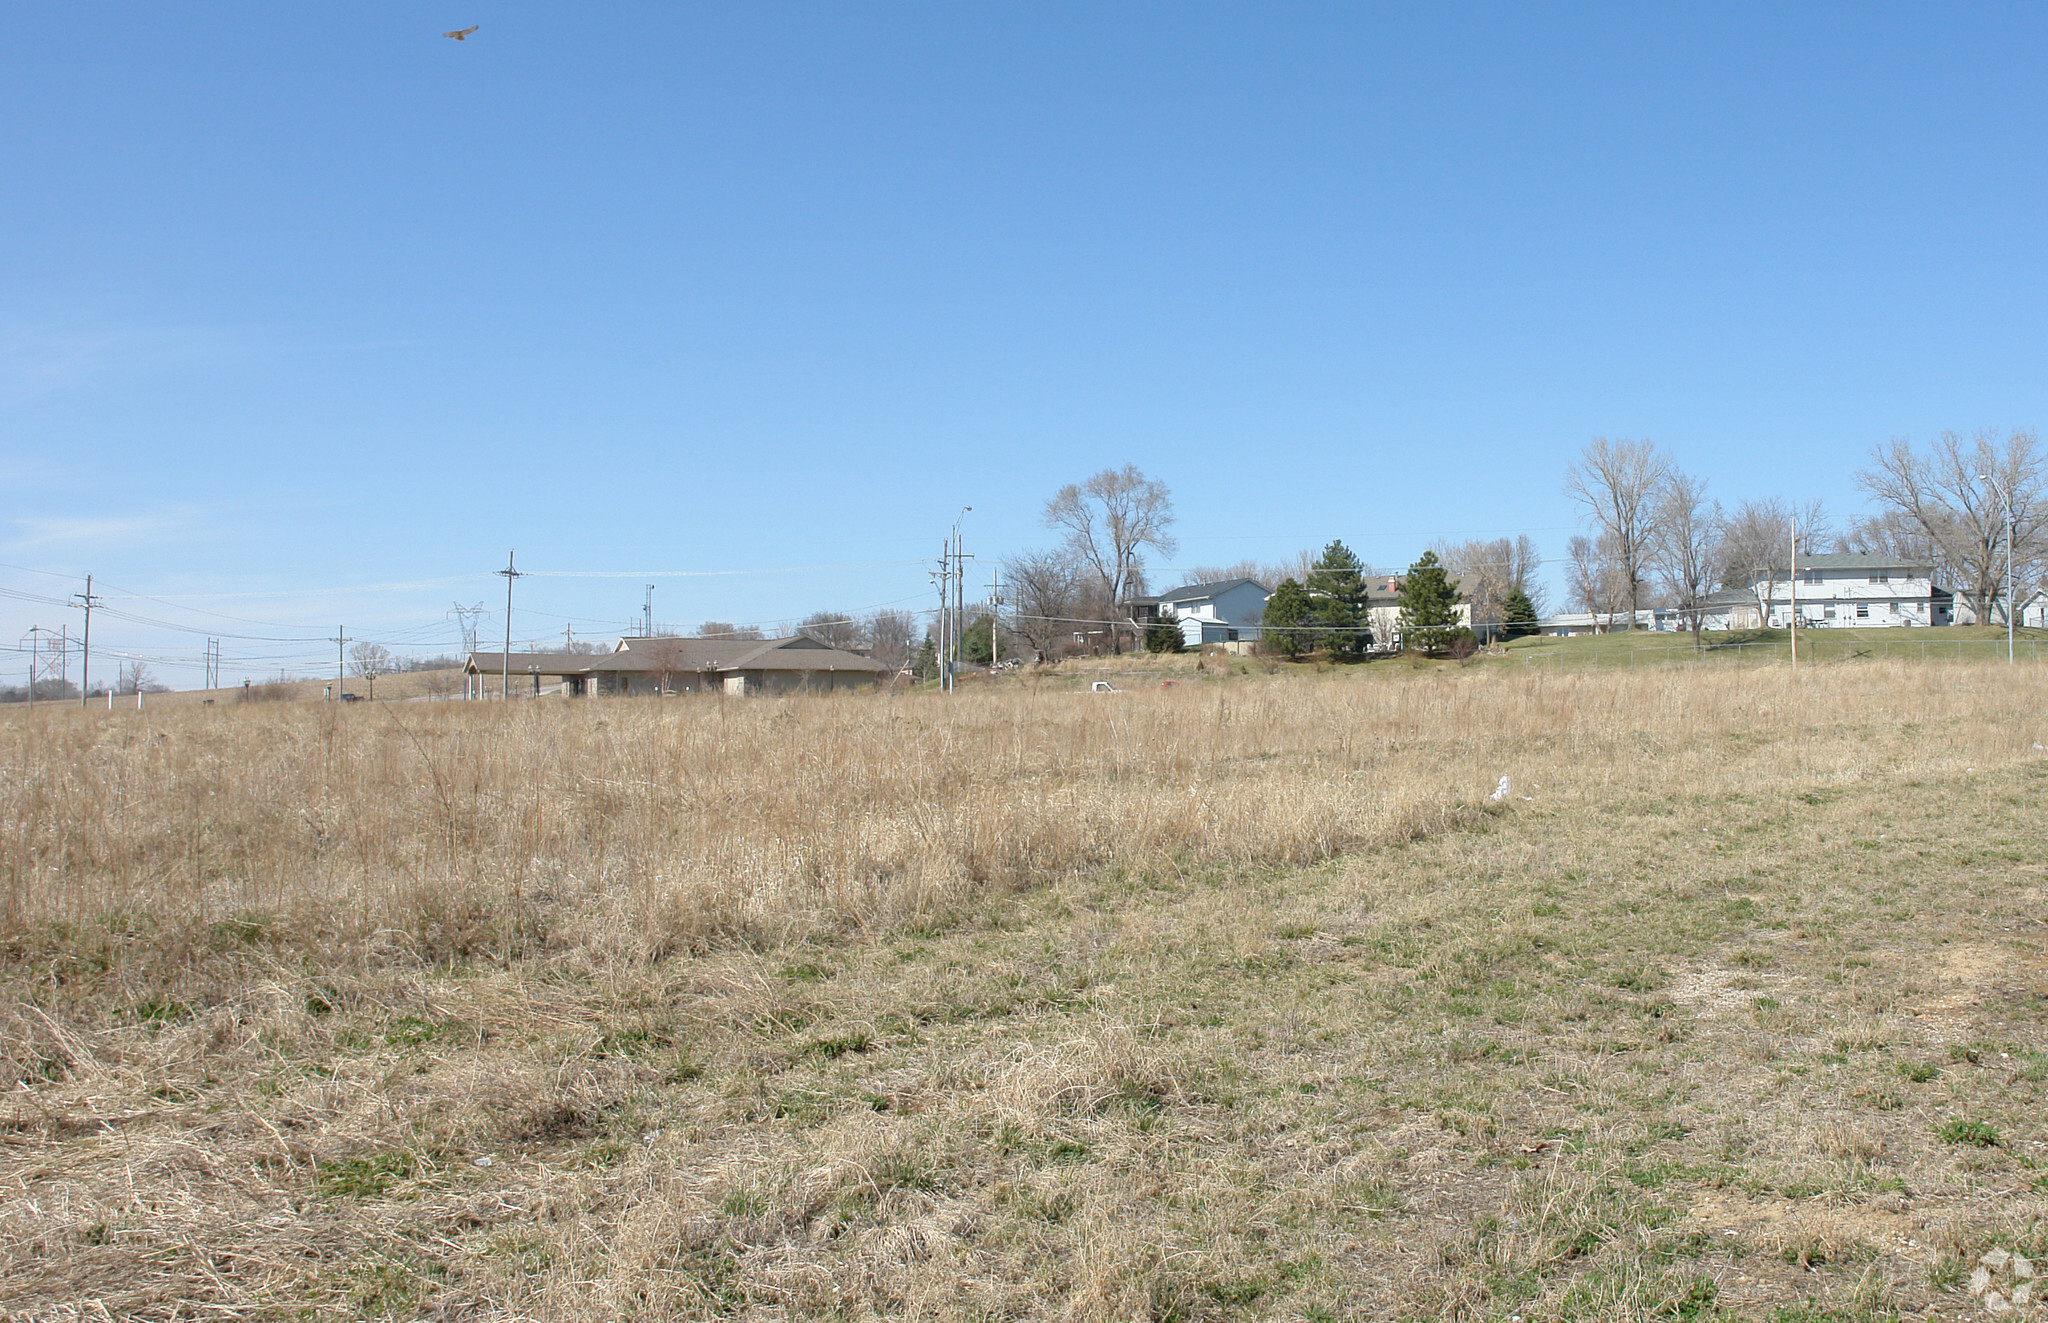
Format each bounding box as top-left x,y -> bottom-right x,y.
1500,588 -> 1539,638
912,636 -> 939,682
1303,539 -> 1371,659
1261,578 -> 1313,659
1397,551 -> 1462,653
960,615 -> 996,665
1144,619 -> 1185,653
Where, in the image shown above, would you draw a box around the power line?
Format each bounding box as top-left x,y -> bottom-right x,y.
524,560 -> 929,579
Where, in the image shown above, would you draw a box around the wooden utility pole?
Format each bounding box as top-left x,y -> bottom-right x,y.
497,551 -> 523,700
1788,522 -> 1797,672
72,575 -> 99,708
932,551 -> 949,691
989,567 -> 1001,670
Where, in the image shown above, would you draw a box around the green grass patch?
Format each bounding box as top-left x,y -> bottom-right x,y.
131,998 -> 192,1027
805,1031 -> 874,1060
384,1015 -> 442,1048
314,1150 -> 418,1199
1935,1118 -> 2000,1147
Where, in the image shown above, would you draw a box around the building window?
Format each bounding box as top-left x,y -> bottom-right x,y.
1889,601 -> 1899,615
1805,571 -> 1823,584
1856,603 -> 1870,619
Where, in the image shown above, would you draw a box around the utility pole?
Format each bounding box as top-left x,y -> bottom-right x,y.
72,575 -> 100,709
498,551 -> 523,700
933,545 -> 950,691
989,567 -> 1002,671
1788,520 -> 1797,672
644,584 -> 655,638
331,627 -> 347,698
950,507 -> 972,688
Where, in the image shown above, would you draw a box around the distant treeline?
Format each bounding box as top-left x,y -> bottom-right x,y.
0,679 -> 81,704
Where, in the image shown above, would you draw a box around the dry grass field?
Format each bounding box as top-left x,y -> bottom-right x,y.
2,662 -> 2045,1321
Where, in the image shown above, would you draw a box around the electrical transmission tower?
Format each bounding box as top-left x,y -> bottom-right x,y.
450,601 -> 486,657
20,626 -> 58,710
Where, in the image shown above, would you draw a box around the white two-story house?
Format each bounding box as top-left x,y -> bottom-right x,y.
1699,553 -> 1953,630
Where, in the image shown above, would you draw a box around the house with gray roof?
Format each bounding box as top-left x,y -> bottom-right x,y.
464,634 -> 886,698
1126,578 -> 1271,646
1718,553 -> 1953,629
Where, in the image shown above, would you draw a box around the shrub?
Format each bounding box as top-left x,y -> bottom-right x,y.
1144,621 -> 1185,653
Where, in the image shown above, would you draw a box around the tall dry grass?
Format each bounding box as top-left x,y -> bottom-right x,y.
4,661 -> 2046,1321
1,662 -> 2040,976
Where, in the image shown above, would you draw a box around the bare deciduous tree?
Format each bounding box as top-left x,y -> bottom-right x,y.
860,609 -> 918,672
1044,465 -> 1176,652
636,636 -> 695,694
1856,429 -> 2046,624
1001,549 -> 1088,659
1432,535 -> 1545,634
1719,498 -> 1833,627
1183,552 -> 1315,593
1564,438 -> 1672,623
1792,499 -> 1833,557
1654,472 -> 1723,646
1719,499 -> 1790,627
798,611 -> 862,651
348,641 -> 393,700
1566,534 -> 1629,631
697,621 -> 764,641
1840,508 -> 1946,575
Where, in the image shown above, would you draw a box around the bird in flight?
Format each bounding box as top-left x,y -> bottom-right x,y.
443,26 -> 478,41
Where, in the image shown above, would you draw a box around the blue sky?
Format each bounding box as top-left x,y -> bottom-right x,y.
5,3 -> 2047,684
